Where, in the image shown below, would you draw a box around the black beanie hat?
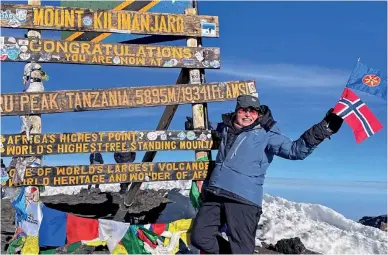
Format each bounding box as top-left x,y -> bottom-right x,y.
235,95 -> 260,111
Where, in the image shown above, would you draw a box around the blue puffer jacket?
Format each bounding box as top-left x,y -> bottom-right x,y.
208,106 -> 331,206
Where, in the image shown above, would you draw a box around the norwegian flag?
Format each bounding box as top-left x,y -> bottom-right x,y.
332,88 -> 383,143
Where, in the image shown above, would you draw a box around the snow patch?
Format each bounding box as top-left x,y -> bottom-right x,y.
40,184 -> 121,196
141,180 -> 192,196
257,194 -> 388,254
40,181 -> 192,196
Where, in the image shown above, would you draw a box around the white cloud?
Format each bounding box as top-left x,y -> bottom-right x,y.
215,62 -> 350,88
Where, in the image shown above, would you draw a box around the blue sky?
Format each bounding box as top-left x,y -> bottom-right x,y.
1,0 -> 387,219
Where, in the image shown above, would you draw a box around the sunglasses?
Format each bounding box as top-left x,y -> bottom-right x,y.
237,107 -> 259,115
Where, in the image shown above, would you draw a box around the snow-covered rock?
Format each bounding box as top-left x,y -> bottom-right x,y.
257,194 -> 388,254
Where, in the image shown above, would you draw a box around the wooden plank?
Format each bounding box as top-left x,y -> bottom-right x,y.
3,161 -> 215,187
0,130 -> 218,157
0,4 -> 219,38
0,36 -> 220,68
0,80 -> 257,116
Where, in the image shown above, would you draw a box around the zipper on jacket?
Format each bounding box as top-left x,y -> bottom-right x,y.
230,136 -> 247,159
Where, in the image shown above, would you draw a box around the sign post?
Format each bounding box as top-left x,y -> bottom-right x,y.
185,7 -> 211,209
0,0 -> 260,224
14,0 -> 44,197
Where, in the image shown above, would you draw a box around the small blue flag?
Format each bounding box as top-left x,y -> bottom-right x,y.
11,187 -> 28,225
39,205 -> 67,247
346,61 -> 387,101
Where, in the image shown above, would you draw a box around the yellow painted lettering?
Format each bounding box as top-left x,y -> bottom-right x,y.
151,15 -> 159,32
140,14 -> 149,32
168,16 -> 176,33
92,45 -> 102,55
159,16 -> 167,32
121,12 -> 131,30
94,12 -> 103,29
44,8 -> 54,26
103,12 -> 108,29
132,14 -> 140,31
33,8 -> 44,26
29,40 -> 41,52
75,10 -> 84,27
176,16 -> 184,32
65,9 -> 74,27
69,42 -> 80,54
183,48 -> 192,58
54,8 -> 64,27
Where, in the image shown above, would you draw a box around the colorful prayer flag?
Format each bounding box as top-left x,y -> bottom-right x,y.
121,227 -> 150,254
66,214 -> 99,245
20,201 -> 43,237
189,181 -> 201,209
39,205 -> 67,247
98,219 -> 130,252
150,223 -> 167,236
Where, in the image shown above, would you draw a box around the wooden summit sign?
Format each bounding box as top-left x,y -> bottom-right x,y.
0,130 -> 217,157
0,36 -> 220,68
0,4 -> 219,38
3,161 -> 215,187
0,80 -> 256,116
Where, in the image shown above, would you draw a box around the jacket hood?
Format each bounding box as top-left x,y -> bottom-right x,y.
221,105 -> 276,132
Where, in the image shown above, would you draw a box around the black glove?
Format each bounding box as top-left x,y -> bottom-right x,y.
323,108 -> 343,134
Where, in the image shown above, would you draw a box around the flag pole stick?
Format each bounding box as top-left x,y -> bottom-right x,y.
345,57 -> 361,86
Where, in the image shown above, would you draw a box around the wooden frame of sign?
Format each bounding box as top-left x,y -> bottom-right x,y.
0,80 -> 256,116
1,4 -> 219,38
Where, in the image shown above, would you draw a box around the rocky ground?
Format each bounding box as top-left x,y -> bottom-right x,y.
1,189 -> 318,254
358,214 -> 387,231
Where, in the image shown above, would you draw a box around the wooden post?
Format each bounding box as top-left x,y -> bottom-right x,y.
186,7 -> 211,203
113,69 -> 189,221
23,0 -> 44,197
24,0 -> 43,138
